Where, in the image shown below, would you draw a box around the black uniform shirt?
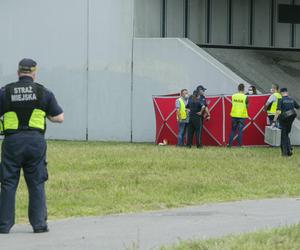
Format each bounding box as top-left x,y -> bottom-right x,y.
199,95 -> 207,107
277,96 -> 300,112
187,96 -> 203,116
0,76 -> 63,117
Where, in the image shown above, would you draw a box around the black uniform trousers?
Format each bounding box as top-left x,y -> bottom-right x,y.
0,131 -> 48,232
187,115 -> 203,147
279,116 -> 295,156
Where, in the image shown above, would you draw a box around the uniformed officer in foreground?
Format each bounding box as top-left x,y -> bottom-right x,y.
228,83 -> 249,147
273,88 -> 299,157
0,59 -> 64,233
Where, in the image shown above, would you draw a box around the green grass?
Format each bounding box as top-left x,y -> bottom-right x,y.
163,223 -> 300,250
13,141 -> 300,223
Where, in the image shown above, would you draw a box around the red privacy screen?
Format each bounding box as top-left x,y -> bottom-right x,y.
153,94 -> 270,146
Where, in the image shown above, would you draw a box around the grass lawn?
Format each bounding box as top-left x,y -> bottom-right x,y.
164,223 -> 300,250
13,141 -> 300,223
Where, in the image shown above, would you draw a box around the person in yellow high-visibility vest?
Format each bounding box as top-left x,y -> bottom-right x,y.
176,89 -> 189,146
264,84 -> 282,125
228,83 -> 249,147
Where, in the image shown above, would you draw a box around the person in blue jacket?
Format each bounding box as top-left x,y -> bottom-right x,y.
273,88 -> 299,157
186,90 -> 206,148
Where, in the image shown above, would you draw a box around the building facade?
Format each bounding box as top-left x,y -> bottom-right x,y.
0,0 -> 299,142
135,0 -> 300,48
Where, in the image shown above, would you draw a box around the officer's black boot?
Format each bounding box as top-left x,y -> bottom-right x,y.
33,225 -> 49,233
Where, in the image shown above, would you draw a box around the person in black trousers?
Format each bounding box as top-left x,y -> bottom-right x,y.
0,59 -> 64,234
196,85 -> 210,147
186,90 -> 205,148
273,88 -> 299,157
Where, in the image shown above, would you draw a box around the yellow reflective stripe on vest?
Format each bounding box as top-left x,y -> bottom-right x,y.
3,109 -> 45,131
29,109 -> 46,130
268,92 -> 282,115
179,98 -> 187,120
3,111 -> 19,130
230,93 -> 248,118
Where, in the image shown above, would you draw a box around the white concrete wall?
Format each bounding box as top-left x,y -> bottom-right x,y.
134,0 -> 162,37
132,38 -> 249,142
87,0 -> 134,141
0,0 -> 134,141
0,0 -> 88,140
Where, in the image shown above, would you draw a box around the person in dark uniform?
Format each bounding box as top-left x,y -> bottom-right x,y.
196,85 -> 210,147
186,90 -> 207,148
0,59 -> 64,234
273,88 -> 299,157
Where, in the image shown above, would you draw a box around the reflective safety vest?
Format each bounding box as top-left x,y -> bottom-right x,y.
178,97 -> 187,120
230,93 -> 248,118
268,92 -> 282,115
2,82 -> 46,134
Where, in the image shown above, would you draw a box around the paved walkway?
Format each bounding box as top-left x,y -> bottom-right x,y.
1,198 -> 300,250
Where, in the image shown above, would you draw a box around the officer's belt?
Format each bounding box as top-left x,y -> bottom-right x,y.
4,126 -> 44,136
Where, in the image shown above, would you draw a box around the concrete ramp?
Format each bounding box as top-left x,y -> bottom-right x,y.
203,48 -> 300,103
133,38 -> 250,142
204,48 -> 300,145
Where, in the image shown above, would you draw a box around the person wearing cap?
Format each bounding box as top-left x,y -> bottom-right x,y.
272,88 -> 299,156
196,85 -> 210,147
228,83 -> 249,147
186,90 -> 206,148
175,89 -> 189,146
264,84 -> 282,125
0,59 -> 64,234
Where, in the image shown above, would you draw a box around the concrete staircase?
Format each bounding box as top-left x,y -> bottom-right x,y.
203,47 -> 300,145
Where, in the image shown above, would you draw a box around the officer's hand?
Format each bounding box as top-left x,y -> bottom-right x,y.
206,115 -> 211,121
271,121 -> 276,128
